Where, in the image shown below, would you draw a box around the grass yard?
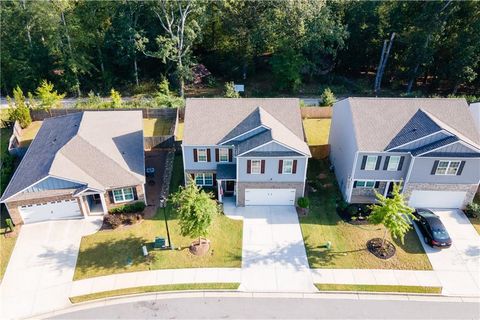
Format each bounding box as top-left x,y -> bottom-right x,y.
0,225 -> 17,281
303,119 -> 331,146
300,159 -> 432,270
175,121 -> 184,141
74,152 -> 242,280
315,284 -> 442,294
18,121 -> 42,147
469,193 -> 480,235
70,283 -> 240,303
143,118 -> 172,136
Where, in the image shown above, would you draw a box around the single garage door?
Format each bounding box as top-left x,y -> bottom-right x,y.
408,190 -> 467,209
19,199 -> 82,224
245,189 -> 296,206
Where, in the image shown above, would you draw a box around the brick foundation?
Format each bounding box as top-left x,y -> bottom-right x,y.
236,181 -> 305,206
403,183 -> 478,209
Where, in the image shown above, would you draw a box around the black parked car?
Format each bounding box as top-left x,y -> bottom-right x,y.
413,209 -> 452,248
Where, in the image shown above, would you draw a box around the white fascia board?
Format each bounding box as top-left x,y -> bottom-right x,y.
237,140 -> 310,157
385,130 -> 449,151
0,175 -> 50,203
219,125 -> 268,145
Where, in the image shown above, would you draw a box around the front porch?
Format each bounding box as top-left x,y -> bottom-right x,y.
216,164 -> 237,204
350,181 -> 399,204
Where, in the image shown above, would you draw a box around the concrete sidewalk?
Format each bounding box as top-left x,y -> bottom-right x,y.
71,268 -> 242,297
311,269 -> 442,289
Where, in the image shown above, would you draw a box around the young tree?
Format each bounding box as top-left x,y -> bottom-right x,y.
169,177 -> 220,247
368,183 -> 416,251
320,88 -> 336,106
110,89 -> 122,108
8,86 -> 32,128
35,80 -> 66,109
224,81 -> 239,98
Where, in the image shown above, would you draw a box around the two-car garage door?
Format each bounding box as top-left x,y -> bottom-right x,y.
408,190 -> 467,209
18,199 -> 82,224
245,188 -> 296,206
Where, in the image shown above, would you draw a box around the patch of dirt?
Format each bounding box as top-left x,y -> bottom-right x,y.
189,238 -> 210,256
296,206 -> 309,216
144,150 -> 168,218
367,238 -> 396,259
317,173 -> 328,179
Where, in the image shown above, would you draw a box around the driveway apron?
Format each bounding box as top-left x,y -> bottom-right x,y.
226,204 -> 316,292
415,209 -> 480,296
0,218 -> 102,319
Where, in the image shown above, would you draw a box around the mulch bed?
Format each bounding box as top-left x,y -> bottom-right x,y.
296,207 -> 309,216
100,213 -> 144,231
367,238 -> 396,259
189,238 -> 210,256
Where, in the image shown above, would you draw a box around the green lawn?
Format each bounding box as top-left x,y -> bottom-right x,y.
74,153 -> 242,280
0,225 -> 17,281
175,121 -> 184,141
303,119 -> 331,146
18,121 -> 42,147
70,283 -> 240,303
315,284 -> 442,294
300,159 -> 432,270
143,118 -> 172,136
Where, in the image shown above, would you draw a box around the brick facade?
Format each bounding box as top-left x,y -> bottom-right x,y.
350,181 -> 387,203
403,183 -> 478,209
236,181 -> 305,206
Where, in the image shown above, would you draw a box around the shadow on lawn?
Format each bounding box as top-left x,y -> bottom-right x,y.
304,236 -> 367,267
392,229 -> 427,254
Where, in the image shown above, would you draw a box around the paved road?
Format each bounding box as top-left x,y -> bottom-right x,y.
49,295 -> 480,319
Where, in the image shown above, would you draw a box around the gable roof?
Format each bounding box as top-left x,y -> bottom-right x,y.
346,98 -> 480,151
1,111 -> 145,202
183,98 -> 310,156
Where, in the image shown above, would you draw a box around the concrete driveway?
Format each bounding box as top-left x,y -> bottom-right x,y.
224,202 -> 316,292
0,217 -> 102,319
414,209 -> 480,296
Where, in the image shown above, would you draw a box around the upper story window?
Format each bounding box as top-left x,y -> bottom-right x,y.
197,149 -> 207,162
113,187 -> 134,203
219,148 -> 229,162
365,156 -> 378,171
251,160 -> 262,174
387,156 -> 401,171
283,159 -> 293,174
435,160 -> 461,175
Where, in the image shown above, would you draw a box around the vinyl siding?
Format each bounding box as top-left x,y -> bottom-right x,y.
24,177 -> 84,193
237,157 -> 307,182
419,141 -> 479,156
183,145 -> 235,171
408,157 -> 480,184
249,141 -> 294,153
354,152 -> 411,181
392,131 -> 450,151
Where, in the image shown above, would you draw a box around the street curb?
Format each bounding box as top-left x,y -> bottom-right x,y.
34,289 -> 480,319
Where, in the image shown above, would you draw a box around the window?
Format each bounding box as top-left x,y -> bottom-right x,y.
283,159 -> 293,174
355,180 -> 376,188
113,187 -> 134,203
435,160 -> 461,175
387,156 -> 401,171
251,160 -> 262,174
195,173 -> 213,186
365,156 -> 378,170
219,148 -> 229,162
198,149 -> 207,162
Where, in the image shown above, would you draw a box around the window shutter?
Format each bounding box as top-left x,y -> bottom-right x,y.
457,161 -> 466,175
374,181 -> 380,188
215,149 -> 219,162
375,156 -> 382,170
132,187 -> 138,200
193,149 -> 198,162
228,149 -> 233,162
207,149 -> 211,162
261,160 -> 265,174
353,181 -> 357,188
247,160 -> 251,174
213,173 -> 217,186
360,156 -> 367,170
431,160 -> 439,175
190,173 -> 195,181
108,191 -> 114,203
398,156 -> 405,171
383,156 -> 390,170
278,160 -> 283,174
292,160 -> 297,174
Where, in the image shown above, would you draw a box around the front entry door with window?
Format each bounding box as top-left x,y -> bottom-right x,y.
225,181 -> 235,196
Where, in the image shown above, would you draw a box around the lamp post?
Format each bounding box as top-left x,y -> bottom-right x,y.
159,196 -> 172,250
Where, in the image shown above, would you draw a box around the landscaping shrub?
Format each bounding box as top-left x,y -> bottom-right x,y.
109,202 -> 146,214
297,197 -> 310,208
104,214 -> 122,229
465,202 -> 480,218
224,81 -> 240,98
320,87 -> 336,106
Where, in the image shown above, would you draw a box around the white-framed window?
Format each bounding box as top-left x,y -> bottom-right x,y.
197,149 -> 207,162
283,159 -> 294,174
113,187 -> 134,203
365,156 -> 378,171
219,148 -> 229,162
355,180 -> 376,188
435,160 -> 461,175
251,160 -> 262,174
387,156 -> 401,171
195,173 -> 213,186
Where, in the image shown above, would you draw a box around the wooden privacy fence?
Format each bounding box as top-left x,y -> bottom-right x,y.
301,106 -> 332,119
30,107 -> 177,121
309,145 -> 330,159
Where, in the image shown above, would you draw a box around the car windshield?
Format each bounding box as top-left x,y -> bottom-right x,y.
432,229 -> 450,240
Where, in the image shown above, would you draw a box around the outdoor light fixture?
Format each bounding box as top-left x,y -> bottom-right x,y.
160,195 -> 172,250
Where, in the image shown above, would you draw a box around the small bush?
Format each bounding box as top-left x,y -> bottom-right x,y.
465,202 -> 480,217
104,214 -> 122,229
124,214 -> 137,225
297,197 -> 310,209
110,89 -> 122,108
320,88 -> 336,106
109,202 -> 146,214
224,81 -> 240,98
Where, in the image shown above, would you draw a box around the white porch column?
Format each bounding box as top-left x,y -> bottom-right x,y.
217,179 -> 222,203
100,193 -> 108,214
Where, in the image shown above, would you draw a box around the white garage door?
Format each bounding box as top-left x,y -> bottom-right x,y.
408,190 -> 467,209
19,199 -> 82,224
245,189 -> 296,206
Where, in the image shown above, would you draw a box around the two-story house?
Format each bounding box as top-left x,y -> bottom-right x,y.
329,98 -> 480,209
182,98 -> 311,206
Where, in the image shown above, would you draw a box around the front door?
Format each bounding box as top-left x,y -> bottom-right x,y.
226,181 -> 235,192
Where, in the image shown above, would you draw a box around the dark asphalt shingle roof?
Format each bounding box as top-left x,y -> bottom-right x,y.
216,164 -> 236,179
411,136 -> 459,156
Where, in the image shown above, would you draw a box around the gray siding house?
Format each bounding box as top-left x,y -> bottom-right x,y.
182,98 -> 311,206
0,111 -> 146,224
329,98 -> 480,209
